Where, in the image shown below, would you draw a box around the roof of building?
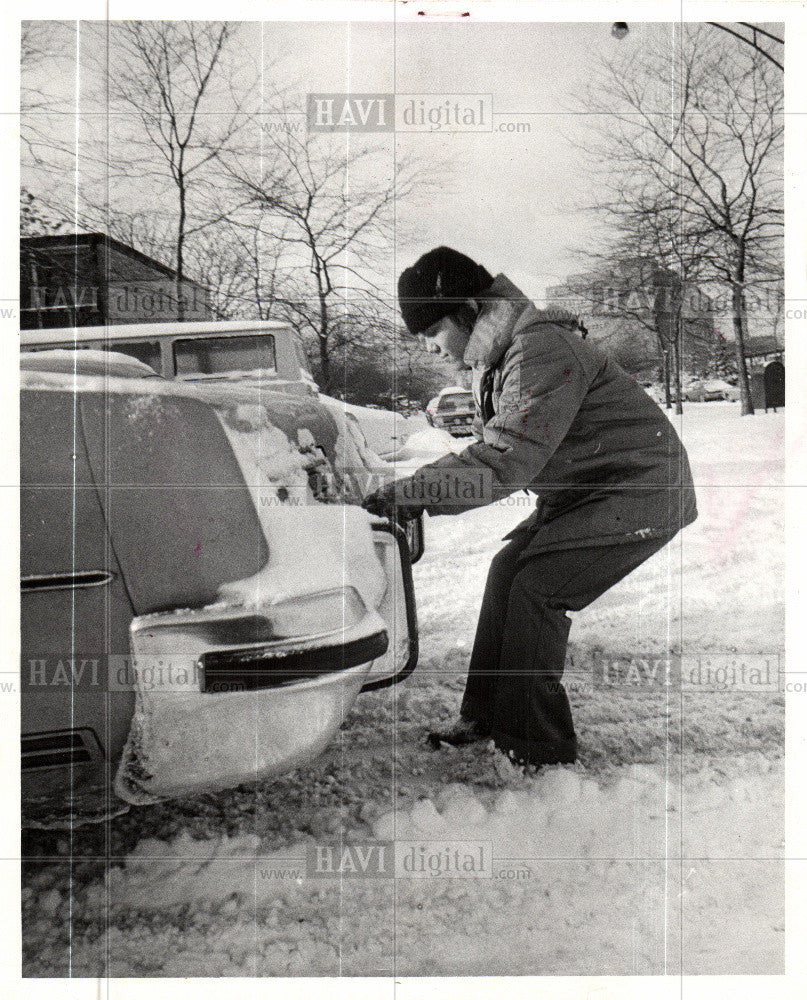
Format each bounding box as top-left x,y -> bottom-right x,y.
744,335 -> 783,357
20,232 -> 189,284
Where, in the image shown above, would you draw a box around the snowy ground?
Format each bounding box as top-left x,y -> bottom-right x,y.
22,402 -> 785,977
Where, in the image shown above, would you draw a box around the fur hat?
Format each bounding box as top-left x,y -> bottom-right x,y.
397,246 -> 493,336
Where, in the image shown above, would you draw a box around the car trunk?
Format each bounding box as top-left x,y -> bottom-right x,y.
21,384 -> 268,809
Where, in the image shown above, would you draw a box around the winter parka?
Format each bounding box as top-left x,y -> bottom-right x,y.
394,274 -> 697,553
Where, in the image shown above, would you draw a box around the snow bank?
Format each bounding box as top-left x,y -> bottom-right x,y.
372,755 -> 782,859
29,757 -> 781,976
93,758 -> 784,907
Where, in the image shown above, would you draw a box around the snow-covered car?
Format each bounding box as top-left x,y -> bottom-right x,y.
20,318 -> 318,395
702,378 -> 739,401
21,320 -> 426,466
20,351 -> 418,817
683,378 -> 738,402
318,393 -> 429,459
425,387 -> 475,436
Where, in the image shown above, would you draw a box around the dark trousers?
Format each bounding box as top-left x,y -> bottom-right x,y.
460,524 -> 672,766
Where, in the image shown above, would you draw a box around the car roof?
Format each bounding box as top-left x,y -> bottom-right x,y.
20,318 -> 292,346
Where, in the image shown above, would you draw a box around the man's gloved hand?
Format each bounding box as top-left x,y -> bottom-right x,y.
361,481 -> 424,523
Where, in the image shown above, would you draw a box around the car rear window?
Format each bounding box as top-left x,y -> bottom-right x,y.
439,394 -> 472,412
173,334 -> 276,376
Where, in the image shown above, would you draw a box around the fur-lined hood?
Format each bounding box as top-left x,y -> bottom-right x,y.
463,274 -> 581,370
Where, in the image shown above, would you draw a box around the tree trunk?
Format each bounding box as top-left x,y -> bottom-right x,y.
662,349 -> 671,409
176,177 -> 186,322
732,277 -> 754,416
673,316 -> 683,416
318,292 -> 330,391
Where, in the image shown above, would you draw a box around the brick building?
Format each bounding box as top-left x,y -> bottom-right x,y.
545,259 -> 718,376
20,233 -> 211,329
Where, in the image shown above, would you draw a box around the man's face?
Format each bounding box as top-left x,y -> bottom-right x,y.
418,313 -> 472,364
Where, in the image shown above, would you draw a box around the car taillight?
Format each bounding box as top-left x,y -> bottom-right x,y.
129,586 -> 368,665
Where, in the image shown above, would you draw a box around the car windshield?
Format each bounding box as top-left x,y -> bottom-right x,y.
438,393 -> 472,412
173,334 -> 277,378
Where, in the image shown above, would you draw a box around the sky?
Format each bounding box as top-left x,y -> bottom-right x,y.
21,19 -> 781,304
251,19 -> 673,299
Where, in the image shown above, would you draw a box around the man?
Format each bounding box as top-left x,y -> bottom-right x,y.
363,247 -> 697,771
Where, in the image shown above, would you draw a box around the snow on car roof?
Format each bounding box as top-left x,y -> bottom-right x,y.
19,362 -> 306,412
19,364 -> 202,396
20,318 -> 291,345
21,348 -> 160,378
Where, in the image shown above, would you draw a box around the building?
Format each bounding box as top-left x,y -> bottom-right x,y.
20,233 -> 211,329
743,335 -> 784,366
545,259 -> 719,376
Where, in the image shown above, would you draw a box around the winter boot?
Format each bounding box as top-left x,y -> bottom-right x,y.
427,717 -> 492,749
491,746 -> 544,780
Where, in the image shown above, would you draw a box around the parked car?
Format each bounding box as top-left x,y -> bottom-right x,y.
21,351 -> 419,817
683,378 -> 738,402
20,320 -> 424,462
703,378 -> 740,401
319,393 -> 429,459
425,387 -> 475,436
20,318 -> 318,395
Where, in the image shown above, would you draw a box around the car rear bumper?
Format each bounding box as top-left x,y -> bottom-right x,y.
114,606 -> 390,803
22,509 -> 421,809
200,628 -> 388,692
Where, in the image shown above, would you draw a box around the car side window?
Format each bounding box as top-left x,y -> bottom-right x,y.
173,334 -> 277,376
108,340 -> 161,371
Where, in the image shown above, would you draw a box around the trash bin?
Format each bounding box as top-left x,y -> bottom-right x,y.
764,360 -> 785,410
749,361 -> 785,412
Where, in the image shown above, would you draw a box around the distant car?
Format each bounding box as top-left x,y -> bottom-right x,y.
703,379 -> 740,401
425,387 -> 475,436
21,351 -> 419,817
684,378 -> 738,402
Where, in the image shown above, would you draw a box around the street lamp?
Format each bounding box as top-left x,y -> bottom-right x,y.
611,21 -> 783,71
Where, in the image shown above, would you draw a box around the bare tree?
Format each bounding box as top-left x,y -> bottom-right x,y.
610,203 -> 715,413
579,25 -> 783,414
82,21 -> 254,317
221,119 -> 424,391
20,22 -> 75,166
